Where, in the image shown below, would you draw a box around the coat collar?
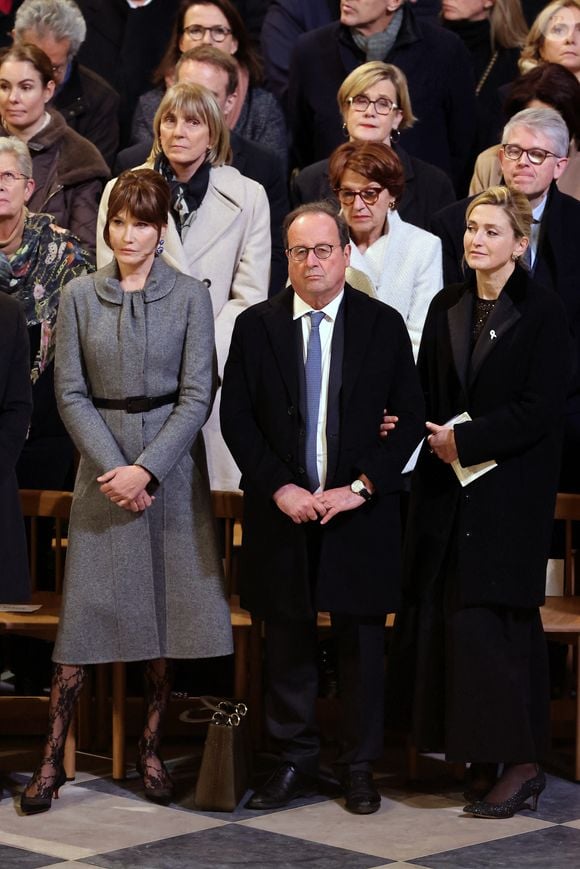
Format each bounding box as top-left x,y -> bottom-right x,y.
95,256 -> 178,305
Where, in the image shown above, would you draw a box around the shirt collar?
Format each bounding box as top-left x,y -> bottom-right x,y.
293,290 -> 344,322
532,194 -> 547,223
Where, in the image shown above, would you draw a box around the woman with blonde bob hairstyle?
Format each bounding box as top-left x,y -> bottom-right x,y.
519,0 -> 580,80
291,62 -> 455,231
97,82 -> 270,492
388,184 -> 573,819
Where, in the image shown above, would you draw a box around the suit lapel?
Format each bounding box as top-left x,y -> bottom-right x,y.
262,288 -> 300,408
447,288 -> 473,392
469,288 -> 521,386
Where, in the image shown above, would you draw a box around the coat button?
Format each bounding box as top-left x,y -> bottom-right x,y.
464,493 -> 470,501
285,453 -> 293,462
466,531 -> 471,537
297,466 -> 305,475
287,405 -> 295,416
202,278 -> 211,288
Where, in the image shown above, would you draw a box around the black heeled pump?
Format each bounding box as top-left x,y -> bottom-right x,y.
463,768 -> 545,819
21,767 -> 67,815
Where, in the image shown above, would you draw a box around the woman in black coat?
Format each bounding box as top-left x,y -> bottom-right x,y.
388,186 -> 572,818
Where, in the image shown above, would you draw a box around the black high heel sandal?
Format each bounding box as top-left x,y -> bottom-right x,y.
463,769 -> 545,818
21,766 -> 67,815
136,739 -> 174,806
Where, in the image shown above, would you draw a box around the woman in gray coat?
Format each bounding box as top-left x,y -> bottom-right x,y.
21,168 -> 233,815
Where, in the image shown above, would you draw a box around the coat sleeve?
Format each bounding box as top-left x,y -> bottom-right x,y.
220,312 -> 295,500
454,296 -> 573,466
405,235 -> 443,362
65,177 -> 105,260
430,205 -> 466,286
0,302 -> 32,482
134,285 -> 217,482
213,182 -> 271,376
55,281 -> 129,471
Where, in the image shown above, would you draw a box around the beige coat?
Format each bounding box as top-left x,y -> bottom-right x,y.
97,164 -> 271,490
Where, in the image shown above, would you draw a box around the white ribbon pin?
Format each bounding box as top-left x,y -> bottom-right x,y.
489,329 -> 497,341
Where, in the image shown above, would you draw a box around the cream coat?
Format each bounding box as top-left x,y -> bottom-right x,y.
97,164 -> 271,490
348,211 -> 443,361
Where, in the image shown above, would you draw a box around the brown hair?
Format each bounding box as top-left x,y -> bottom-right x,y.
283,201 -> 349,250
466,186 -> 532,239
0,42 -> 54,86
176,44 -> 239,95
328,141 -> 405,204
504,63 -> 580,143
104,169 -> 170,248
155,0 -> 262,86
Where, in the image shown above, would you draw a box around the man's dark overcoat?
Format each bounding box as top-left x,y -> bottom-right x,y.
0,294 -> 32,602
220,285 -> 424,620
403,267 -> 572,610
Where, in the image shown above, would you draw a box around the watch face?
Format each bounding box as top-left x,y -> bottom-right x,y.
351,480 -> 364,493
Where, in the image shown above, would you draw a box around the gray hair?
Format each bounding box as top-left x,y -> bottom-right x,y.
14,0 -> 87,56
502,107 -> 570,157
0,136 -> 33,177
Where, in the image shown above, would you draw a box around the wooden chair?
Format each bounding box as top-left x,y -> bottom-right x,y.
0,490 -> 77,776
541,492 -> 580,780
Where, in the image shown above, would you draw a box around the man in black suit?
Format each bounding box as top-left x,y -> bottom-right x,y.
221,202 -> 424,813
115,46 -> 289,297
431,107 -> 580,489
13,0 -> 120,167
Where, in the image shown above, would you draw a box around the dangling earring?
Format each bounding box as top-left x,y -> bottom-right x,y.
342,122 -> 349,138
390,128 -> 401,144
388,200 -> 396,211
511,252 -> 519,262
155,238 -> 165,257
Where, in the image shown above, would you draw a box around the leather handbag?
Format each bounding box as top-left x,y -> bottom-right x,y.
194,697 -> 251,812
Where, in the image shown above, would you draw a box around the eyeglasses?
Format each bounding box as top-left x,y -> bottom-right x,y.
501,144 -> 564,165
0,171 -> 29,186
51,59 -> 70,77
347,95 -> 399,115
547,20 -> 580,40
286,244 -> 339,262
182,24 -> 232,42
334,187 -> 384,206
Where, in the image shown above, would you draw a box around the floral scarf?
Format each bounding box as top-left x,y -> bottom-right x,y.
0,211 -> 93,383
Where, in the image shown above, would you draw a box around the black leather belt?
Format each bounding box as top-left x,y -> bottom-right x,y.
92,392 -> 178,413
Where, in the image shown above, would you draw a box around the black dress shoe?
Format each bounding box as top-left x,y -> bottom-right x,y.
246,762 -> 317,810
342,771 -> 380,815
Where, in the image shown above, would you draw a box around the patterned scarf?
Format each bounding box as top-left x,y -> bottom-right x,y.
154,153 -> 211,236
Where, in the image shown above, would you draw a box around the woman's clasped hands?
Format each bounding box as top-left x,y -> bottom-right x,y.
97,465 -> 154,512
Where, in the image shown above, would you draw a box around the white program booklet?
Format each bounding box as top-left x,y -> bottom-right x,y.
448,411 -> 497,487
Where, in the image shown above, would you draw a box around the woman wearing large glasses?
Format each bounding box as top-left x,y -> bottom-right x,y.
130,0 -> 286,166
292,61 -> 455,231
329,141 -> 442,360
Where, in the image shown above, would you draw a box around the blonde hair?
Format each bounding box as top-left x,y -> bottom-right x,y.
152,82 -> 231,166
466,186 -> 532,239
519,0 -> 580,73
337,62 -> 417,131
489,0 -> 528,49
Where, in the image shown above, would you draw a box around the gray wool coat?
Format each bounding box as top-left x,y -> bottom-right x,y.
53,258 -> 233,664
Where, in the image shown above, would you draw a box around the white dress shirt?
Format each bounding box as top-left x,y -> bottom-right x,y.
529,196 -> 547,270
293,290 -> 344,492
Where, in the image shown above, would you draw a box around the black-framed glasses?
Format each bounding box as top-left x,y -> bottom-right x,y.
334,187 -> 384,206
0,171 -> 29,186
286,244 -> 338,262
182,24 -> 232,42
347,95 -> 399,115
501,144 -> 564,165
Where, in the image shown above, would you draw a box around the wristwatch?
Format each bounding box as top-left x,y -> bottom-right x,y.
350,479 -> 372,501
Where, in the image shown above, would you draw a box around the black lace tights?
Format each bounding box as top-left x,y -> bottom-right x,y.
23,664 -> 86,800
138,658 -> 174,790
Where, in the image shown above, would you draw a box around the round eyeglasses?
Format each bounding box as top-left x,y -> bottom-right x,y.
347,95 -> 399,115
286,244 -> 338,262
501,144 -> 564,165
334,187 -> 384,206
0,171 -> 29,186
182,24 -> 232,42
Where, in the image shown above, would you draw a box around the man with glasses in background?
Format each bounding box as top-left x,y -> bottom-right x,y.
432,107 -> 580,491
13,0 -> 120,167
221,201 -> 423,815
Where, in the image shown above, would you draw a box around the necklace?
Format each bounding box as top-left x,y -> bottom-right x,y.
476,50 -> 499,96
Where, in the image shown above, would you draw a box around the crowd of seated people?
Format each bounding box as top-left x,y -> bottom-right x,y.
1,0 -> 580,824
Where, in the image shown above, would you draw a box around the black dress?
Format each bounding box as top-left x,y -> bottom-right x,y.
387,270 -> 572,763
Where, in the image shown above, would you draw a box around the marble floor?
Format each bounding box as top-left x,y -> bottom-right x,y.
0,740 -> 579,869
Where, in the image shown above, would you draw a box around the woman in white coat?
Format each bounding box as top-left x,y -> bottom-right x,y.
329,141 -> 442,361
97,83 -> 270,491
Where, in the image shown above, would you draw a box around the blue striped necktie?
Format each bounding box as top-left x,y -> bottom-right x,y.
305,311 -> 325,492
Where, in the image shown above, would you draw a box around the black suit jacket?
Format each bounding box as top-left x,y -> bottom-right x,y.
115,133 -> 289,298
220,285 -> 424,619
0,293 -> 32,602
405,267 -> 572,608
